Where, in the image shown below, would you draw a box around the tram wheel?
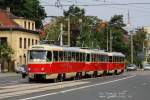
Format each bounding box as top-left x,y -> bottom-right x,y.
58,74 -> 65,82
28,78 -> 34,82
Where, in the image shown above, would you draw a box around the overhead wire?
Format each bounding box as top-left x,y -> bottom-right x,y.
42,2 -> 150,6
42,0 -> 150,26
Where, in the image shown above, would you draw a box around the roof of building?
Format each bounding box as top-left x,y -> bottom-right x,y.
0,9 -> 39,34
0,9 -> 19,27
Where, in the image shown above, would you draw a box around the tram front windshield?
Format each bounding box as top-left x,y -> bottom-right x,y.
29,50 -> 47,61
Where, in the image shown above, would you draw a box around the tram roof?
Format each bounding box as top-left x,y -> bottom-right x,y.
29,45 -> 124,56
29,45 -> 87,52
108,52 -> 125,57
29,44 -> 63,51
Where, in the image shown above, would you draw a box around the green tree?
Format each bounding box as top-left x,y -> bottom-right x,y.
0,44 -> 14,72
44,17 -> 65,44
64,5 -> 85,46
108,15 -> 128,54
133,28 -> 146,65
0,0 -> 46,28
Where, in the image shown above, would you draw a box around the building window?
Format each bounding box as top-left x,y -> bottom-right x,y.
35,40 -> 38,44
28,22 -> 30,30
24,21 -> 26,29
19,38 -> 22,48
0,37 -> 7,45
19,56 -> 22,65
24,38 -> 26,49
32,39 -> 34,45
28,38 -> 30,47
32,23 -> 34,30
24,54 -> 26,64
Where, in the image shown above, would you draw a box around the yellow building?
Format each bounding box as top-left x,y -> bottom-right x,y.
0,9 -> 40,71
143,26 -> 150,64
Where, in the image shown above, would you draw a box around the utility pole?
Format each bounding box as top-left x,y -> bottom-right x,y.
107,27 -> 109,51
79,19 -> 82,47
122,24 -> 134,63
122,10 -> 134,64
110,29 -> 112,52
130,31 -> 133,64
128,10 -> 134,64
68,17 -> 70,47
60,23 -> 63,46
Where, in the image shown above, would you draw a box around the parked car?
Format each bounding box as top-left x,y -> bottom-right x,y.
15,64 -> 27,73
126,64 -> 137,71
15,66 -> 21,73
143,64 -> 150,70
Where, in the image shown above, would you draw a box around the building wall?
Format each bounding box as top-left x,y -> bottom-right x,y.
144,26 -> 150,33
0,30 -> 39,66
143,26 -> 150,63
13,19 -> 35,31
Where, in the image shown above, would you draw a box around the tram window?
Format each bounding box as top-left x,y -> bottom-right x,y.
122,57 -> 125,62
76,52 -> 80,61
105,56 -> 108,62
99,55 -> 101,62
80,53 -> 85,62
95,54 -> 98,62
91,54 -> 94,62
83,53 -> 85,62
100,55 -> 103,62
118,57 -> 120,62
68,52 -> 72,61
80,53 -> 83,62
113,57 -> 116,62
97,54 -> 99,62
64,52 -> 68,61
92,54 -> 95,62
86,54 -> 90,62
109,56 -> 112,62
30,50 -> 46,60
46,51 -> 52,62
53,51 -> 58,61
120,57 -> 122,62
94,54 -> 97,62
59,51 -> 63,61
102,55 -> 104,62
102,55 -> 105,62
93,54 -> 96,62
81,53 -> 85,62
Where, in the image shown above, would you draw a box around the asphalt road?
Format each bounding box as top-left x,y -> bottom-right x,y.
0,71 -> 150,100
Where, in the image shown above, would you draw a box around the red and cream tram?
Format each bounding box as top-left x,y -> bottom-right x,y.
27,44 -> 125,82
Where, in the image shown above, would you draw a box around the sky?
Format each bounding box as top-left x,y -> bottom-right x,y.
40,0 -> 150,28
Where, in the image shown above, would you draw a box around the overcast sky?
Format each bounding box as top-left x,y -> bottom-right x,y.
40,0 -> 150,27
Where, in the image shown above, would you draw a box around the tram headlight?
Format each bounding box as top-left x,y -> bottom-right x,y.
28,68 -> 31,71
41,67 -> 44,71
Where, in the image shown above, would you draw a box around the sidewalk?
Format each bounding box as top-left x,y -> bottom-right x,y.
0,72 -> 20,77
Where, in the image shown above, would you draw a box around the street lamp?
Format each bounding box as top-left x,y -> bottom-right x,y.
67,17 -> 70,47
122,24 -> 134,64
79,19 -> 82,47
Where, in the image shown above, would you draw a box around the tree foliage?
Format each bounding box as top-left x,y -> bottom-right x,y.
0,0 -> 46,28
0,44 -> 14,72
133,28 -> 146,65
44,5 -> 145,65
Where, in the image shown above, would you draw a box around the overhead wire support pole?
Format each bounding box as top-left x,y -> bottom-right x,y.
60,23 -> 63,46
110,29 -> 112,52
68,17 -> 70,47
107,27 -> 109,51
128,10 -> 134,64
130,31 -> 133,64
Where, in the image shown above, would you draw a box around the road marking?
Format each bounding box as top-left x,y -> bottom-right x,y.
20,75 -> 136,100
141,83 -> 147,86
0,81 -> 88,99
